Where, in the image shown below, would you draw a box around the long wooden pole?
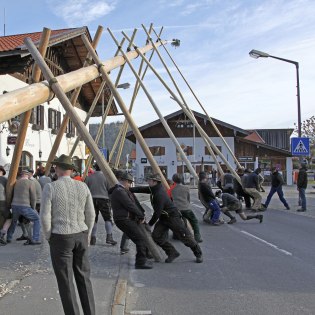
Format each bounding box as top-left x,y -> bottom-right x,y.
152,28 -> 242,170
140,25 -> 224,177
0,37 -> 167,124
6,27 -> 51,206
109,26 -> 162,163
113,24 -> 162,167
44,26 -> 104,175
122,33 -> 242,182
109,29 -> 198,180
24,38 -> 118,186
81,34 -> 169,190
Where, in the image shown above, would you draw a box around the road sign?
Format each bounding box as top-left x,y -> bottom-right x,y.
141,158 -> 147,164
291,137 -> 310,156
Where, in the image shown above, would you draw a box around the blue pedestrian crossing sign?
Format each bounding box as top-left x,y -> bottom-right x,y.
291,137 -> 310,156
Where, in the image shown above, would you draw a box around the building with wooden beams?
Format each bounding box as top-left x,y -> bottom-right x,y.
126,110 -> 293,185
0,27 -> 116,173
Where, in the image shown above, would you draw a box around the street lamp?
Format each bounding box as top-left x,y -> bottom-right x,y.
6,146 -> 10,156
249,49 -> 302,137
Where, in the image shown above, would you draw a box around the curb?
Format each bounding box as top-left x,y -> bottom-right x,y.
111,253 -> 130,315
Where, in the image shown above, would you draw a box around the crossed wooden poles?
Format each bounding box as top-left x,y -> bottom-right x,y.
0,23 -> 244,206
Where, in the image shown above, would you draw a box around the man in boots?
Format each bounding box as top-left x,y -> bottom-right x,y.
109,171 -> 152,269
85,163 -> 117,246
215,190 -> 263,224
138,173 -> 203,264
169,173 -> 202,243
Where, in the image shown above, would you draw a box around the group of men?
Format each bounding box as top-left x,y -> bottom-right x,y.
0,155 -> 309,315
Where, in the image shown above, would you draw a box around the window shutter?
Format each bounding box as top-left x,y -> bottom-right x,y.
40,106 -> 44,129
161,147 -> 165,155
48,108 -> 52,128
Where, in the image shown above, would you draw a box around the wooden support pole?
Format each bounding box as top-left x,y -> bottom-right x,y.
81,34 -> 169,190
109,29 -> 198,179
122,33 -> 242,182
69,80 -> 106,157
152,28 -> 243,170
24,38 -> 118,187
113,24 -> 161,167
44,26 -> 104,176
0,37 -> 167,124
109,26 -> 161,163
6,27 -> 51,206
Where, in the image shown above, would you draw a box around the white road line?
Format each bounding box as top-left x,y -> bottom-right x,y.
240,230 -> 293,256
191,203 -> 204,209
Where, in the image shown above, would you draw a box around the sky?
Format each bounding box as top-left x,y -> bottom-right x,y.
1,0 -> 315,131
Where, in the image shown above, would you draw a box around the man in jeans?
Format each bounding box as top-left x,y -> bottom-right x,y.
41,155 -> 96,315
297,163 -> 308,212
7,169 -> 41,245
262,167 -> 290,210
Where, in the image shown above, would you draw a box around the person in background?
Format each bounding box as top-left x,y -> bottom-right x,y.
215,190 -> 263,224
262,167 -> 290,210
0,166 -> 10,246
297,163 -> 308,212
41,155 -> 96,314
6,169 -> 41,245
254,168 -> 265,192
38,168 -> 52,190
85,163 -> 117,246
170,173 -> 202,243
198,171 -> 222,226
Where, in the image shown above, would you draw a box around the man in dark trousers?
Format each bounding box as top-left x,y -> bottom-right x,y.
262,167 -> 290,210
138,173 -> 203,263
297,163 -> 308,212
41,155 -> 96,315
215,190 -> 263,224
233,168 -> 252,209
109,171 -> 152,269
170,173 -> 202,243
85,163 -> 117,246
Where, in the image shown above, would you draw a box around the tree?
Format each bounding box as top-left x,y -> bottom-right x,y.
294,115 -> 315,165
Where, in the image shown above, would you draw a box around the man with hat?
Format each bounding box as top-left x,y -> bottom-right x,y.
6,168 -> 40,245
40,154 -> 96,315
109,170 -> 152,269
137,173 -> 203,263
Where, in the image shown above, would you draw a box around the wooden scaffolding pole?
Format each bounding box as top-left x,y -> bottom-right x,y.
140,24 -> 223,177
0,36 -> 167,124
6,27 -> 51,205
122,33 -> 242,182
81,34 -> 170,189
82,33 -> 134,178
24,38 -> 118,186
152,27 -> 243,170
109,26 -> 163,164
44,26 -> 104,176
109,29 -> 198,179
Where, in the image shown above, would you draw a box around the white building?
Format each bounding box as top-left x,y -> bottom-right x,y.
126,110 -> 293,185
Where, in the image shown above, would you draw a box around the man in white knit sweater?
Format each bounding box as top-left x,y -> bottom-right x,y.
40,155 -> 96,315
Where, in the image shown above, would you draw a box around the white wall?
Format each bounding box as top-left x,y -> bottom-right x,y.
0,74 -> 88,173
134,136 -> 236,179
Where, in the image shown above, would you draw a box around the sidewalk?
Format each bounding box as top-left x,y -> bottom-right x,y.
0,223 -> 123,315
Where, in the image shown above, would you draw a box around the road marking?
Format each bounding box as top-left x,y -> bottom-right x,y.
240,230 -> 293,256
191,203 -> 204,209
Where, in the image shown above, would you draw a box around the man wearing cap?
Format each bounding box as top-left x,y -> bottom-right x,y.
137,173 -> 203,264
40,155 -> 96,315
109,170 -> 152,269
85,163 -> 117,246
6,169 -> 40,245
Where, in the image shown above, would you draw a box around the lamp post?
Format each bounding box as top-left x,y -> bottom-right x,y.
249,49 -> 301,137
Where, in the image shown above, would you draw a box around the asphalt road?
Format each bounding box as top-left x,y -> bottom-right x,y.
125,188 -> 315,315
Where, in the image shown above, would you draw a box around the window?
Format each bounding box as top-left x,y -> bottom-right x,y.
31,105 -> 44,130
149,146 -> 165,156
205,145 -> 221,155
65,118 -> 75,138
19,151 -> 33,171
48,108 -> 61,131
176,146 -> 193,157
